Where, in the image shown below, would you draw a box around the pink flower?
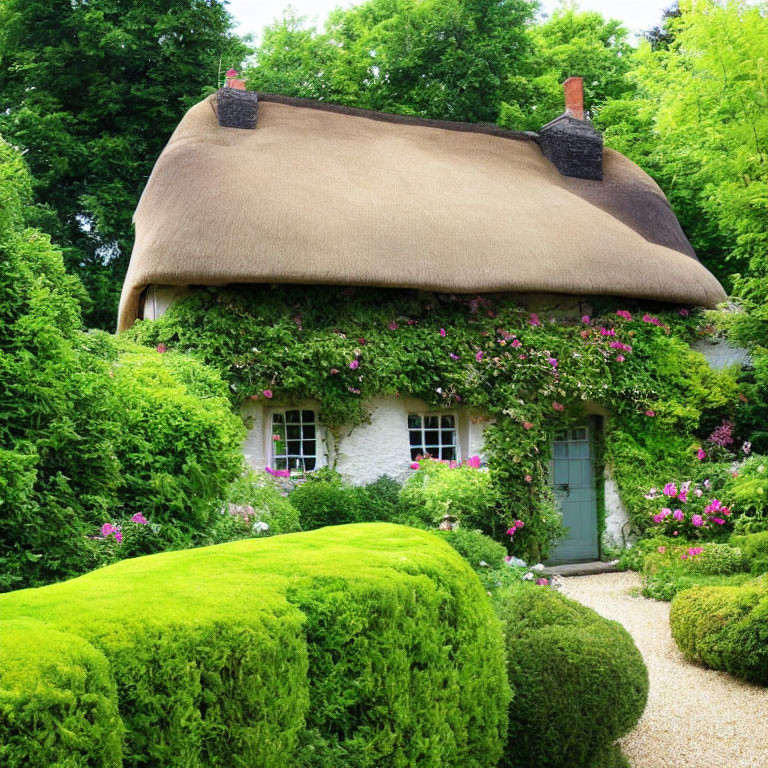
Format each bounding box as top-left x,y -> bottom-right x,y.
642,314 -> 653,323
536,578 -> 549,586
523,421 -> 533,430
616,310 -> 632,321
156,343 -> 167,353
663,483 -> 677,497
348,386 -> 360,394
130,513 -> 148,525
552,401 -> 565,412
691,514 -> 704,527
673,509 -> 684,521
466,455 -> 481,468
515,520 -> 524,529
101,523 -> 116,537
652,514 -> 663,524
616,355 -> 625,362
645,410 -> 655,417
547,357 -> 558,369
610,341 -> 632,352
678,308 -> 690,316
529,313 -> 540,327
673,530 -> 679,536
511,339 -> 522,348
697,448 -> 706,460
525,474 -> 532,483
226,68 -> 238,77
449,353 -> 460,360
581,330 -> 590,339
658,546 -> 667,554
330,368 -> 340,374
518,354 -> 527,359
600,328 -> 616,336
410,462 -> 420,470
475,350 -> 484,362
389,321 -> 398,330
439,328 -> 446,337
349,360 -> 359,369
115,532 -> 123,543
581,315 -> 591,324
263,389 -> 273,399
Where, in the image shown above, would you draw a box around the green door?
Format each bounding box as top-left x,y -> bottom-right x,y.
548,425 -> 598,563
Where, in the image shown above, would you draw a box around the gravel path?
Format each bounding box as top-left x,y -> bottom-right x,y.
560,571 -> 768,768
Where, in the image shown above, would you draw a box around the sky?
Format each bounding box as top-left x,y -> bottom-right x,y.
226,0 -> 673,41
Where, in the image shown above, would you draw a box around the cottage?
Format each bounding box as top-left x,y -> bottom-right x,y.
118,76 -> 726,561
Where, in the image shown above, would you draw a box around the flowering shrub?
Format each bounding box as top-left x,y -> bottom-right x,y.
129,285 -> 749,558
643,479 -> 734,539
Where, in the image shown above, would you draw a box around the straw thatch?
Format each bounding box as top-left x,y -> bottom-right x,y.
117,93 -> 726,330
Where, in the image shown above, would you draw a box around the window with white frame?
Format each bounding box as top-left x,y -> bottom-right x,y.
271,409 -> 318,471
408,413 -> 459,461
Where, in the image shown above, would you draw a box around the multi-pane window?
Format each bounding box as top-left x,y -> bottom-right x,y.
271,410 -> 318,471
408,413 -> 458,461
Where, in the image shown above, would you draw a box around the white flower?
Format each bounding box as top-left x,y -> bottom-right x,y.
478,560 -> 489,567
523,572 -> 534,581
252,521 -> 270,533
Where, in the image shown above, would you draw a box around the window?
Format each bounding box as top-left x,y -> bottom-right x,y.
271,410 -> 318,471
408,413 -> 458,461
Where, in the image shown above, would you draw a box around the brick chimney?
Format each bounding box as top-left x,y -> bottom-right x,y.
225,68 -> 247,91
562,77 -> 584,120
536,75 -> 602,180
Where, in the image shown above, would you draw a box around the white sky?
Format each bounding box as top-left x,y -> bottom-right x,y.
226,0 -> 674,41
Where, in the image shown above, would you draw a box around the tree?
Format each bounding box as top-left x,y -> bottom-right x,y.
500,6 -> 635,130
0,0 -> 249,329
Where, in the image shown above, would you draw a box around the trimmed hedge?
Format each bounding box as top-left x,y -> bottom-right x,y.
0,524 -> 509,768
494,583 -> 648,768
670,576 -> 768,685
730,531 -> 768,575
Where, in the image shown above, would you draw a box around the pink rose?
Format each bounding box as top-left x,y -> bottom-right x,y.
263,389 -> 273,399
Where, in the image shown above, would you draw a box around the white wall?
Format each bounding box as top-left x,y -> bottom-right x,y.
603,466 -> 633,551
142,285 -> 188,320
241,395 -> 490,485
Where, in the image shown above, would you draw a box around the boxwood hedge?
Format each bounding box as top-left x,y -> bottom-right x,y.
670,575 -> 768,685
0,523 -> 509,768
730,531 -> 768,576
494,583 -> 648,768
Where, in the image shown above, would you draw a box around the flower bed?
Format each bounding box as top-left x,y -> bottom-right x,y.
0,524 -> 509,768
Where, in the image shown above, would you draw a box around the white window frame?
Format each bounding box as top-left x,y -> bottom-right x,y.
408,412 -> 460,462
270,408 -> 321,473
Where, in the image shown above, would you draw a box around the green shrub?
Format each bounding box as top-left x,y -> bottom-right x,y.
687,543 -> 746,575
400,459 -> 504,535
289,470 -> 362,529
434,528 -> 507,571
357,474 -> 403,522
670,576 -> 768,685
493,582 -> 648,768
0,524 -> 509,767
0,622 -> 123,768
730,531 -> 768,575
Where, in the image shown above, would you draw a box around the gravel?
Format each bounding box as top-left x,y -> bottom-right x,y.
560,571 -> 768,768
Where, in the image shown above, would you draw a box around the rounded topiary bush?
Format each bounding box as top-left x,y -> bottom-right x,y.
670,576 -> 768,685
494,583 -> 648,768
289,469 -> 362,529
434,528 -> 508,571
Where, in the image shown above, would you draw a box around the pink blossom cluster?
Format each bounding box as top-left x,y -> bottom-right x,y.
506,520 -> 525,537
647,478 -> 733,536
100,522 -> 122,543
681,546 -> 704,560
410,455 -> 482,470
265,466 -> 291,478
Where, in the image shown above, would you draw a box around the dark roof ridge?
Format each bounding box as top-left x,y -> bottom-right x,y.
254,91 -> 538,144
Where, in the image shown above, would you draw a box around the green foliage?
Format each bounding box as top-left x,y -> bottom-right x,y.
0,523 -> 510,767
670,575 -> 768,685
357,474 -> 403,523
0,0 -> 250,328
400,458 -> 505,536
730,531 -> 768,576
289,470 -> 363,530
0,622 -> 123,768
0,140 -> 244,589
129,285 -> 746,560
433,528 -> 508,571
494,582 -> 648,768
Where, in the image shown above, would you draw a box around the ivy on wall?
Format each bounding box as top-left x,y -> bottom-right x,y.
129,286 -> 744,559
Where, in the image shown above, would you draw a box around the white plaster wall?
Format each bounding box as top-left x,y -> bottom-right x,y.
335,396 -> 416,484
692,338 -> 750,371
142,284 -> 188,320
603,466 -> 634,550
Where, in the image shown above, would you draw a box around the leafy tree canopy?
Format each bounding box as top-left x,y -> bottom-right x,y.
0,0 -> 249,329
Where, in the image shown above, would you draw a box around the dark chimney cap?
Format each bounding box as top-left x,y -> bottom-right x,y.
217,87 -> 259,129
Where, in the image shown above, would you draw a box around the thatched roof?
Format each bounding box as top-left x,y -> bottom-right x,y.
118,93 -> 726,330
